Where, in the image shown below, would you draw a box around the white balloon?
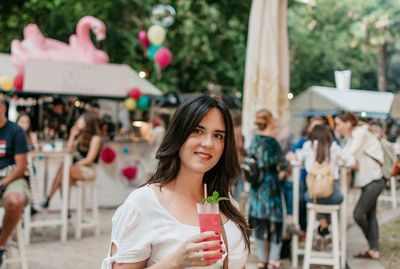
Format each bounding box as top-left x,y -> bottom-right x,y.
151,4 -> 176,28
148,25 -> 166,46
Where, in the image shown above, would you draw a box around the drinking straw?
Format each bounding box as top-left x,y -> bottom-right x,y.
203,183 -> 207,200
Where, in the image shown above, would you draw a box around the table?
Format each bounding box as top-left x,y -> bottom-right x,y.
27,150 -> 73,242
290,160 -> 350,269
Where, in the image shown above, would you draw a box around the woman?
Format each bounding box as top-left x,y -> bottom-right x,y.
248,109 -> 284,269
287,124 -> 355,248
102,95 -> 250,269
335,112 -> 384,260
17,113 -> 39,151
41,112 -> 102,208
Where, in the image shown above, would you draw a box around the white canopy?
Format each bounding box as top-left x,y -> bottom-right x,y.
290,86 -> 395,137
0,53 -> 162,98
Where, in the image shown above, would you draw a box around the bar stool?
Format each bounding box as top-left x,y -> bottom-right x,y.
379,176 -> 399,209
303,203 -> 340,269
73,179 -> 100,239
4,219 -> 29,269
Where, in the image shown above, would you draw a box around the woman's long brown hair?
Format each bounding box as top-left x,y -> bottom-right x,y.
146,95 -> 251,250
76,113 -> 101,152
307,124 -> 331,163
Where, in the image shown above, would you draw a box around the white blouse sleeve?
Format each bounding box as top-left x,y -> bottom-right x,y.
101,202 -> 154,269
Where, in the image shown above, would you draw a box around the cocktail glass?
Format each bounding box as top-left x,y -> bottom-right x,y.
197,202 -> 222,260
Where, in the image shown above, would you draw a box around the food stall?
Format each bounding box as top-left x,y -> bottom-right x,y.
2,53 -> 163,207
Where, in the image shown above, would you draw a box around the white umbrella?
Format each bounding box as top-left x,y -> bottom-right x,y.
242,0 -> 290,146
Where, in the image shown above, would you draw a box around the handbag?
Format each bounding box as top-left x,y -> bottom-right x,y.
220,216 -> 229,269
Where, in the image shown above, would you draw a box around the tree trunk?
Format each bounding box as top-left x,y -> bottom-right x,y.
378,43 -> 387,92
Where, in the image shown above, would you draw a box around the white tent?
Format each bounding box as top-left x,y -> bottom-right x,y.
290,86 -> 395,137
0,53 -> 162,97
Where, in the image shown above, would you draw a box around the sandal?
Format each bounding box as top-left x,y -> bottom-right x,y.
267,263 -> 282,269
257,261 -> 268,269
353,251 -> 379,260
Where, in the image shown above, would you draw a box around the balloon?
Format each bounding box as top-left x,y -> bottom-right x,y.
154,47 -> 172,68
151,4 -> 176,28
147,25 -> 166,46
147,44 -> 162,60
100,147 -> 116,163
123,147 -> 129,154
13,73 -> 23,90
138,30 -> 150,49
129,87 -> 141,100
0,75 -> 13,92
122,166 -> 137,180
124,98 -> 137,111
137,96 -> 150,110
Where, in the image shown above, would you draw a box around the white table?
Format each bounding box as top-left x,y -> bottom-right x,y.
27,150 -> 73,242
290,160 -> 350,269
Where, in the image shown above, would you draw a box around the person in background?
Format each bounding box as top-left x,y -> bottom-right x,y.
40,113 -> 102,209
46,97 -> 67,139
289,116 -> 325,233
248,109 -> 284,269
230,110 -> 246,204
286,124 -> 355,249
144,109 -> 170,179
17,113 -> 39,151
102,95 -> 250,269
0,96 -> 30,266
335,112 -> 384,260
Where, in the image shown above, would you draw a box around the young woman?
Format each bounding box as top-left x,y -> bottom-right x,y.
17,113 -> 39,151
102,95 -> 250,269
335,112 -> 384,260
287,124 -> 355,248
41,112 -> 102,208
248,109 -> 285,269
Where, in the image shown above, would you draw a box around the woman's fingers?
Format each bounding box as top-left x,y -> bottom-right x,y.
191,231 -> 219,243
191,240 -> 222,252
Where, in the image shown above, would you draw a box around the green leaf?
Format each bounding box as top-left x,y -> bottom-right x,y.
202,191 -> 229,204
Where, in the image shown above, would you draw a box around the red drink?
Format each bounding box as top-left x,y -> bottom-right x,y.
197,203 -> 222,260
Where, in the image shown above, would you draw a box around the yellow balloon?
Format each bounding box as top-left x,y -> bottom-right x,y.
124,98 -> 137,111
148,25 -> 166,46
0,75 -> 13,92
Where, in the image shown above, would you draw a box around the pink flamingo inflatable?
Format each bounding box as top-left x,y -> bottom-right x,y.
11,16 -> 109,73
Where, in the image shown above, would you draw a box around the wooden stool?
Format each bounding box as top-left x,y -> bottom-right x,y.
303,203 -> 340,269
379,176 -> 399,209
74,180 -> 100,239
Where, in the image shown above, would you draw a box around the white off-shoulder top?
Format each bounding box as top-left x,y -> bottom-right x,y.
101,185 -> 248,269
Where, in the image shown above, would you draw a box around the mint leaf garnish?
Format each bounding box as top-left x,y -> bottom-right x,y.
201,191 -> 230,204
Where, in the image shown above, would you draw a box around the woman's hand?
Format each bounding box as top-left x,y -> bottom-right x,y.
285,152 -> 296,161
168,231 -> 223,268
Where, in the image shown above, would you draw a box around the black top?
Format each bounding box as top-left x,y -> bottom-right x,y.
0,121 -> 29,169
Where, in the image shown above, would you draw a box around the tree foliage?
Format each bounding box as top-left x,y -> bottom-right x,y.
288,0 -> 400,95
0,0 -> 251,94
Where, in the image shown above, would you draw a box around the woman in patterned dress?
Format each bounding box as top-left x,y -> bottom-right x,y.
248,109 -> 285,269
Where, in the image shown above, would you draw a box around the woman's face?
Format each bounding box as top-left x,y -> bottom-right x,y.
179,108 -> 226,175
17,115 -> 30,132
76,117 -> 86,130
335,117 -> 352,136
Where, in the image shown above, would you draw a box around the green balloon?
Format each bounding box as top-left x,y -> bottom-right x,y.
147,44 -> 162,60
137,96 -> 150,110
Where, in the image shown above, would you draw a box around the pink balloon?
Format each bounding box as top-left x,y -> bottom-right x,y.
154,47 -> 172,68
138,30 -> 150,49
129,87 -> 141,100
122,166 -> 137,180
100,147 -> 116,163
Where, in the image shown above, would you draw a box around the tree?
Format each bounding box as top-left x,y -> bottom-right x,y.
0,0 -> 251,95
287,0 -> 400,94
